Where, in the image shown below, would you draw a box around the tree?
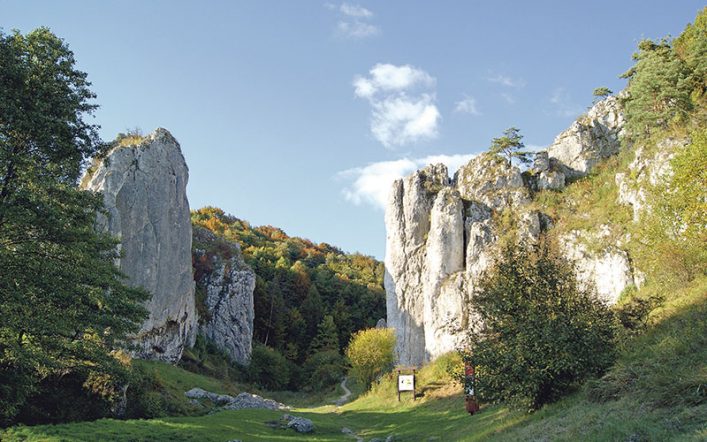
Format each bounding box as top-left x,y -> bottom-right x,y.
346,328 -> 396,389
462,239 -> 616,411
0,28 -> 148,424
489,127 -> 531,167
621,38 -> 693,136
592,87 -> 613,102
309,315 -> 339,354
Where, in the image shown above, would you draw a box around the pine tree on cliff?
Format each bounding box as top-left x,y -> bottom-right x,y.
489,127 -> 531,167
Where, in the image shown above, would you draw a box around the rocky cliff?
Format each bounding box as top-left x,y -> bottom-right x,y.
81,128 -> 197,362
385,96 -> 645,366
193,226 -> 255,365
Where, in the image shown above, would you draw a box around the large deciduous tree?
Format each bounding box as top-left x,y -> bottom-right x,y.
0,28 -> 147,424
462,239 -> 616,411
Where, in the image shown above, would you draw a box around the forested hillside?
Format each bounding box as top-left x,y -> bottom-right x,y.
191,207 -> 386,387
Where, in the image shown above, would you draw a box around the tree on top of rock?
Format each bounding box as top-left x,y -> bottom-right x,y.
489,127 -> 531,167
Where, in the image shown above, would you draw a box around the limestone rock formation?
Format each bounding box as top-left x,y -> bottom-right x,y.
385,164 -> 450,365
385,96 -> 641,365
559,230 -> 641,304
548,96 -> 624,179
193,226 -> 255,365
81,128 -> 197,362
615,138 -> 688,221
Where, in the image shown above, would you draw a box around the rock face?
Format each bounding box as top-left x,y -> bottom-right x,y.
547,96 -> 624,179
193,226 -> 255,365
559,230 -> 641,304
615,138 -> 688,221
385,97 -> 641,366
81,128 -> 196,362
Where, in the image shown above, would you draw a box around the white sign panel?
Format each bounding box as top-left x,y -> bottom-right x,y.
398,374 -> 414,391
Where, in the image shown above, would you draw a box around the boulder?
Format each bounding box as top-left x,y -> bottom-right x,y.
283,414 -> 314,433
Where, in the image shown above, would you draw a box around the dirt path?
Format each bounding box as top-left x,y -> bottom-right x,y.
335,377 -> 352,406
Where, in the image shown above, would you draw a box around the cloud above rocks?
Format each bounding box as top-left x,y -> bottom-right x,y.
487,73 -> 526,88
454,96 -> 481,115
327,2 -> 380,38
338,153 -> 474,209
353,63 -> 441,148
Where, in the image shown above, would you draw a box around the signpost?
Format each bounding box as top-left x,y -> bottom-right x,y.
464,362 -> 480,415
397,369 -> 416,401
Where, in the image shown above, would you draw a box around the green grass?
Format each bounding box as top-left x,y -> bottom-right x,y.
137,360 -> 240,397
4,277 -> 704,441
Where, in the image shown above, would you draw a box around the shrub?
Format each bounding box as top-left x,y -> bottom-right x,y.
346,328 -> 396,390
462,238 -> 616,411
247,344 -> 290,390
302,350 -> 348,391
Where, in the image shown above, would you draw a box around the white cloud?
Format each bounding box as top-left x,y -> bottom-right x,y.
354,63 -> 441,147
353,63 -> 434,98
550,87 -> 583,118
454,96 -> 480,115
488,74 -> 526,88
340,2 -> 373,17
500,92 -> 516,104
338,154 -> 474,209
328,2 -> 380,38
337,21 -> 379,38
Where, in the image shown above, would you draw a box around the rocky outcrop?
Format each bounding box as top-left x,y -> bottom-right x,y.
185,388 -> 289,411
385,164 -> 450,365
615,138 -> 688,221
559,229 -> 642,304
193,226 -> 255,365
81,128 -> 196,362
385,96 -> 641,365
548,96 -> 624,179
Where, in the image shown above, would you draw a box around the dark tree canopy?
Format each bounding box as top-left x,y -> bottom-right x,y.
0,28 -> 148,424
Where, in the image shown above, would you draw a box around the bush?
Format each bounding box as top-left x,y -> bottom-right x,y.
302,350 -> 348,391
463,239 -> 617,411
247,344 -> 290,390
346,328 -> 396,389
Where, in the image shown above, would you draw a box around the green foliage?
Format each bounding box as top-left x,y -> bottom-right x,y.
593,86 -> 613,98
463,239 -> 616,411
346,328 -> 396,390
302,350 -> 348,391
621,8 -> 706,138
309,315 -> 340,354
488,127 -> 531,167
634,128 -> 707,286
191,207 -> 386,365
0,28 -> 148,425
247,344 -> 291,390
587,276 -> 707,409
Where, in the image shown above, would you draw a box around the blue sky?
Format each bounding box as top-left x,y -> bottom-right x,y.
2,1 -> 703,259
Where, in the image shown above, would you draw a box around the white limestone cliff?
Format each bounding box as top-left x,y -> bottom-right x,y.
81,128 -> 197,362
385,96 -> 642,366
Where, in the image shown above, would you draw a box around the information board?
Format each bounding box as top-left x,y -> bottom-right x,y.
398,374 -> 414,391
